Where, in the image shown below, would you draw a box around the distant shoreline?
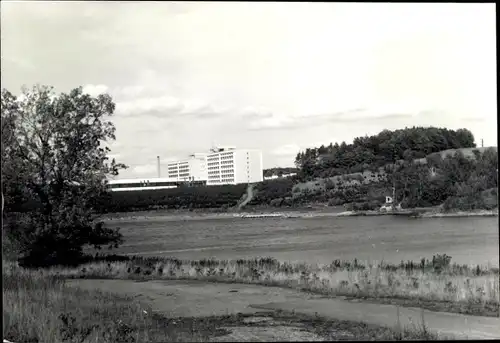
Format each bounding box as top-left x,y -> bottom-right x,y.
102,207 -> 498,221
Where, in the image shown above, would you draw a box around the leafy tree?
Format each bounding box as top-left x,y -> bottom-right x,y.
1,85 -> 127,267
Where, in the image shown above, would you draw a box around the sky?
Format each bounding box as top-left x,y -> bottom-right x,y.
1,1 -> 497,178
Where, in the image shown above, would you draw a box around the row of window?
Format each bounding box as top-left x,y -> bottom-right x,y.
208,173 -> 234,178
208,161 -> 230,166
207,154 -> 233,161
208,166 -> 234,171
209,179 -> 234,184
209,162 -> 233,167
168,162 -> 189,167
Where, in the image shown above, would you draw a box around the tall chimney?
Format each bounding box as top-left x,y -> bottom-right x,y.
157,156 -> 161,178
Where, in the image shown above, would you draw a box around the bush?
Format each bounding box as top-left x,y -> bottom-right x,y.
250,178 -> 295,206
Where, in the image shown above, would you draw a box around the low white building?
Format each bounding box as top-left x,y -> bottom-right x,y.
206,147 -> 263,185
263,172 -> 297,181
107,177 -> 180,191
167,153 -> 208,182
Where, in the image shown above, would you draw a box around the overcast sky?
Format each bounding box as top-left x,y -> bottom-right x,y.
1,2 -> 496,178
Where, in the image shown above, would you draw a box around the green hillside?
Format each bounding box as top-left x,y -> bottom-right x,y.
249,127 -> 497,212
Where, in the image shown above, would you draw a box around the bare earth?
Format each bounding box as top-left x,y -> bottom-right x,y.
68,279 -> 500,341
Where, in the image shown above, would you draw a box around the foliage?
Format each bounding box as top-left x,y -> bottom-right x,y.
1,85 -> 126,267
387,148 -> 498,210
294,127 -> 476,181
104,184 -> 248,212
248,177 -> 298,206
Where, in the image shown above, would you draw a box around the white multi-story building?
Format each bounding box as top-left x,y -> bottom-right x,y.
166,146 -> 263,186
206,147 -> 263,185
167,153 -> 208,181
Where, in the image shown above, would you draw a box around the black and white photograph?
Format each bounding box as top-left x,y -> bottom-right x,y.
1,1 -> 498,342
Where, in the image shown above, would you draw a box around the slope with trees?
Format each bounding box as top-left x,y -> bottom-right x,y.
250,127 -> 496,211
294,127 -> 476,181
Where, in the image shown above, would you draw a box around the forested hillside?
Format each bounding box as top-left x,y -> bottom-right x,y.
250,127 -> 497,212
389,147 -> 498,210
294,127 -> 476,180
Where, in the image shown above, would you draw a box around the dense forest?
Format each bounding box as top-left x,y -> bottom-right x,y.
294,127 -> 476,180
103,184 -> 248,213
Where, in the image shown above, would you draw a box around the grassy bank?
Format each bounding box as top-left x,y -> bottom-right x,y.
14,254 -> 500,317
2,261 -> 206,342
3,261 -> 443,342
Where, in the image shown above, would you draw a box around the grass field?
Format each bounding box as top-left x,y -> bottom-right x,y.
3,260 -> 442,342
10,253 -> 499,317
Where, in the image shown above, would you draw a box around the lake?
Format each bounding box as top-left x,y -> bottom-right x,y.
107,215 -> 499,267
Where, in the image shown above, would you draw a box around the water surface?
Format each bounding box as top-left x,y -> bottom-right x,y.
108,216 -> 499,267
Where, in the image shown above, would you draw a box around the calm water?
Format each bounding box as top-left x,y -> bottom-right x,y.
108,215 -> 499,267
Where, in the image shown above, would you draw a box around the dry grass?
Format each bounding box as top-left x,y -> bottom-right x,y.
2,261 -> 205,343
22,255 -> 500,317
2,260 -> 445,343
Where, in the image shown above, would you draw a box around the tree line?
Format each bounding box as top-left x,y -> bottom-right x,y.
105,184 -> 247,212
294,127 -> 476,180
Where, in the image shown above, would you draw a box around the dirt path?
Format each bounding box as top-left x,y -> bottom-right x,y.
68,279 -> 500,340
237,183 -> 255,209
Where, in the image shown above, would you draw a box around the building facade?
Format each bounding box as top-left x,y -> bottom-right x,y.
206,147 -> 263,185
166,147 -> 263,186
167,153 -> 208,182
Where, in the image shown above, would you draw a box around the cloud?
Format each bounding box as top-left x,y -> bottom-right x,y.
114,94 -> 224,120
248,115 -> 296,130
82,84 -> 109,96
271,144 -> 301,156
1,2 -> 496,171
114,85 -> 146,98
116,95 -> 184,116
131,164 -> 158,177
240,106 -> 274,119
